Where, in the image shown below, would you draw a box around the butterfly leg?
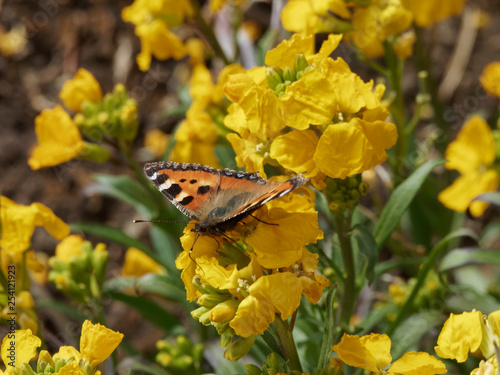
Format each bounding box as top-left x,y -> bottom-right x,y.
249,213 -> 279,226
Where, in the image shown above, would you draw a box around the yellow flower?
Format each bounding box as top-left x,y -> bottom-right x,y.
244,194 -> 323,269
79,320 -> 123,368
135,20 -> 187,71
350,0 -> 413,58
313,118 -> 398,179
209,0 -> 248,13
169,111 -> 220,167
59,68 -> 103,112
1,329 -> 41,372
401,0 -> 469,28
281,0 -> 351,34
54,234 -> 85,263
145,128 -> 169,157
122,247 -> 165,276
225,33 -> 397,181
332,333 -> 446,374
0,196 -> 70,255
435,310 -> 499,363
122,0 -> 193,71
438,116 -> 499,217
472,357 -> 498,375
0,24 -> 27,57
28,105 -> 85,170
480,62 -> 500,99
230,272 -> 302,337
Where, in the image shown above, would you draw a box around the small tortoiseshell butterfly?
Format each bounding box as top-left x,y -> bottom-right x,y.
143,161 -> 308,238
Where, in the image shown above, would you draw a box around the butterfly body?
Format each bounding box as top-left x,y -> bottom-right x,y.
144,161 -> 308,235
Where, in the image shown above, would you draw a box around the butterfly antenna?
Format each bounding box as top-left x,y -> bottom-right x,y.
133,219 -> 188,224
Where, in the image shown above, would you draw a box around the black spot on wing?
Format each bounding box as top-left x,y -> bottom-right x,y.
180,178 -> 186,183
190,179 -> 197,184
179,196 -> 194,206
197,185 -> 211,195
165,184 -> 182,198
155,173 -> 168,184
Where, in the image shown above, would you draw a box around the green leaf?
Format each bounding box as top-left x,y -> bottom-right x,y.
87,174 -> 159,217
104,274 -> 186,303
385,228 -> 476,336
351,224 -> 377,283
317,285 -> 337,370
106,290 -> 181,331
150,224 -> 183,270
373,158 -> 445,249
439,248 -> 500,272
70,222 -> 160,263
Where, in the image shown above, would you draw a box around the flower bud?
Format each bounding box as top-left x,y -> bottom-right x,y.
197,293 -> 230,309
294,53 -> 309,73
209,299 -> 239,324
224,335 -> 257,361
282,67 -> 296,83
245,364 -> 262,375
265,67 -> 284,90
191,306 -> 210,320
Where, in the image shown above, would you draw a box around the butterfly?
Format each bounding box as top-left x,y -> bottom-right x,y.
143,161 -> 308,238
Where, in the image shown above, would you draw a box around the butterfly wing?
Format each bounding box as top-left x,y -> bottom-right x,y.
144,161 -> 221,220
198,171 -> 309,226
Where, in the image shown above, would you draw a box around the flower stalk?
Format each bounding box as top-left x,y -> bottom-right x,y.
273,316 -> 303,372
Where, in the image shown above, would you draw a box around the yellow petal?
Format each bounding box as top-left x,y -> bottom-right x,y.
401,0 -> 469,28
53,346 -> 81,360
444,116 -> 496,174
0,196 -> 70,254
314,119 -> 397,179
389,352 -> 447,375
79,320 -> 124,368
438,170 -> 499,216
230,295 -> 275,337
246,206 -> 322,269
434,311 -> 483,362
57,360 -> 88,375
265,34 -> 315,69
28,105 -> 85,170
471,357 -> 498,375
55,235 -> 84,264
121,247 -> 165,276
270,129 -> 319,177
135,20 -> 187,71
226,133 -> 267,178
281,0 -> 348,34
249,272 -> 302,319
480,62 -> 500,98
332,333 -> 392,372
59,68 -> 102,112
1,329 -> 41,370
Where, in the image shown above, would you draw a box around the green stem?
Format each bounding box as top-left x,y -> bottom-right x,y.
334,209 -> 356,336
384,42 -> 407,178
274,317 -> 302,372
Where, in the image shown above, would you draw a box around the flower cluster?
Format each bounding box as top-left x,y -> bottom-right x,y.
0,320 -> 122,374
168,63 -> 245,166
224,33 -> 397,188
48,235 -> 109,305
0,196 -> 70,333
177,191 -> 327,360
332,333 -> 446,374
28,69 -> 138,170
281,0 -> 469,59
